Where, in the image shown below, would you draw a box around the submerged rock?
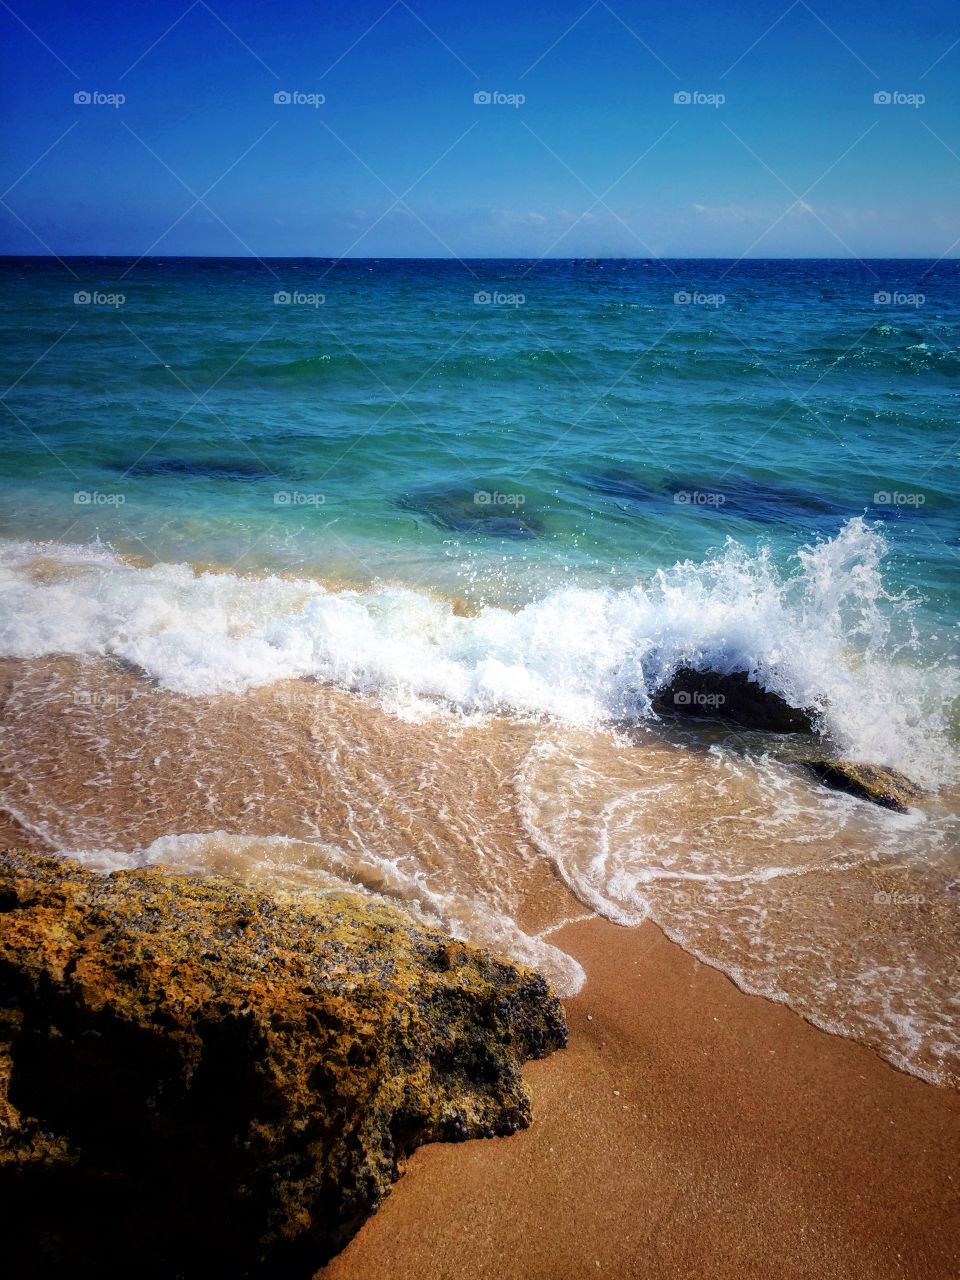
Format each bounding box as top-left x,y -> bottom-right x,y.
581,468 -> 849,531
653,667 -> 816,733
395,484 -> 542,539
0,848 -> 565,1278
802,760 -> 922,812
664,474 -> 849,529
117,456 -> 274,481
581,468 -> 661,506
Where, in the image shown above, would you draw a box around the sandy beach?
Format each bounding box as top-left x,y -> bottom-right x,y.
323,916 -> 960,1280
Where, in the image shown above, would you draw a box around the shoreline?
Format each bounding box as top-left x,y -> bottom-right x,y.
322,915 -> 960,1280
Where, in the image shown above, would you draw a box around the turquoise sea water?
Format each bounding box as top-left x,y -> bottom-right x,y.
1,257 -> 957,616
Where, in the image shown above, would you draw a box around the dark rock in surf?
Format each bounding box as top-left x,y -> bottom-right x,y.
653,667 -> 816,733
0,848 -> 565,1278
802,760 -> 922,812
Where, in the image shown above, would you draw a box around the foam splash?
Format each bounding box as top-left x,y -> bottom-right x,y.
515,730 -> 960,1085
0,519 -> 954,782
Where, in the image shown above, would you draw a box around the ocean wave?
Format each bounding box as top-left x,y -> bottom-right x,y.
0,519 -> 954,782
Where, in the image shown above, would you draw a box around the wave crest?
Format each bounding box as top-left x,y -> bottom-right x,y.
0,518 -> 954,782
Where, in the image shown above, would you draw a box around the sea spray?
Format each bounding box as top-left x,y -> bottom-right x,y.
0,519 -> 954,783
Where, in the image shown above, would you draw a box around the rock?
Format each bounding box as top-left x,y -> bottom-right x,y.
802,760 -> 922,812
653,667 -> 815,733
116,457 -> 274,482
395,484 -> 543,540
0,848 -> 566,1278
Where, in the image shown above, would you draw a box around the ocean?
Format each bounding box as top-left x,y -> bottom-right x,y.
1,256 -> 957,1084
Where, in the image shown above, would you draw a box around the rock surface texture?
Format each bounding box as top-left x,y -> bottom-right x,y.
0,848 -> 566,1278
802,760 -> 922,812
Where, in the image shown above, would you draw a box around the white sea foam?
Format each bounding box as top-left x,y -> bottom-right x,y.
515,730 -> 960,1084
0,518 -> 954,782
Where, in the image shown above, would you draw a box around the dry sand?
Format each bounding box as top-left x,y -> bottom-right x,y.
321,916 -> 960,1280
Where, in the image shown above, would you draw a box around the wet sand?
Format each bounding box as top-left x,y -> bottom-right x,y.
321,916 -> 960,1280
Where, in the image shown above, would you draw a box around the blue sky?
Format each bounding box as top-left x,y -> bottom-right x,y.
1,0 -> 959,257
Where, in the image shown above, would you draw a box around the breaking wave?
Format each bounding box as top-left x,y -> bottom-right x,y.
0,518 -> 954,783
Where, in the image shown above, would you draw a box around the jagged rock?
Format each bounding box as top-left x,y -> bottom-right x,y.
653,667 -> 815,733
0,848 -> 566,1278
802,760 -> 922,812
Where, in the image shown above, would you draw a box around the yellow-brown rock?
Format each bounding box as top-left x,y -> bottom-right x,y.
0,848 -> 566,1277
802,760 -> 922,812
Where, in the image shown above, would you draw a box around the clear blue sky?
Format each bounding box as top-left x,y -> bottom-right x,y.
1,0 -> 958,257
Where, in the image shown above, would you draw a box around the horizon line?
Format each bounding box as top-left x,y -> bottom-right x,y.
0,253 -> 955,263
